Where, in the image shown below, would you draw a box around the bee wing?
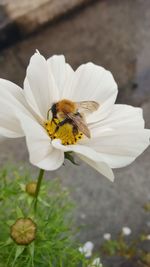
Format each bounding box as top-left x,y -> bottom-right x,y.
67,113 -> 91,138
76,101 -> 99,114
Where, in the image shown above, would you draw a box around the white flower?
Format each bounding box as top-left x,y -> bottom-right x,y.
146,234 -> 150,240
0,52 -> 149,181
79,241 -> 94,258
89,258 -> 103,267
103,233 -> 111,240
122,227 -> 132,236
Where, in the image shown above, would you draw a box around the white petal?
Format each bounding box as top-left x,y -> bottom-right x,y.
66,63 -> 118,122
47,59 -> 117,123
24,52 -> 59,120
122,227 -> 132,236
0,79 -> 29,137
16,112 -> 64,170
52,139 -> 102,160
83,129 -> 150,168
84,241 -> 94,252
88,104 -> 145,138
79,241 -> 94,258
81,104 -> 150,168
92,258 -> 101,266
52,139 -> 114,181
47,55 -> 74,99
79,154 -> 114,182
0,125 -> 22,138
103,233 -> 111,240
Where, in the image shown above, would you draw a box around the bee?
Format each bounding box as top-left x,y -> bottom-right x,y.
49,99 -> 99,138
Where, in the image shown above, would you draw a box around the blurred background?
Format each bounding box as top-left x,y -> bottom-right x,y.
0,0 -> 150,266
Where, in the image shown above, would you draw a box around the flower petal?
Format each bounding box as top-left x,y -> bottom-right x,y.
0,79 -> 29,137
24,52 -> 59,120
81,104 -> 150,168
89,104 -> 145,138
83,130 -> 150,169
52,139 -> 102,160
52,139 -> 114,181
78,154 -> 114,182
16,112 -> 64,170
65,63 -> 118,122
47,55 -> 74,99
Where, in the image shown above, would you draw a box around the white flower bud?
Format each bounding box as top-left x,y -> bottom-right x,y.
79,241 -> 94,258
89,257 -> 103,267
122,227 -> 132,236
146,234 -> 150,240
103,233 -> 111,240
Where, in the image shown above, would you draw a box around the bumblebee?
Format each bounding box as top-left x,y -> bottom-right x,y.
49,99 -> 99,139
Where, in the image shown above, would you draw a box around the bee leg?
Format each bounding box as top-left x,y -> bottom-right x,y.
72,125 -> 78,143
58,118 -> 71,127
54,118 -> 70,134
52,118 -> 58,126
73,125 -> 78,135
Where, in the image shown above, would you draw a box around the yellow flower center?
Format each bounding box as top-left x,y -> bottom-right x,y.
44,118 -> 83,145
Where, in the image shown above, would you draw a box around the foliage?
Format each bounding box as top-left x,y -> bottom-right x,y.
0,165 -> 89,267
101,232 -> 150,267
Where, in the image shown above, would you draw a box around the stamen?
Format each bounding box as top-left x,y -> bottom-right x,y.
44,118 -> 83,145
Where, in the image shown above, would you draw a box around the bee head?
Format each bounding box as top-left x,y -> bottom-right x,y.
51,103 -> 57,117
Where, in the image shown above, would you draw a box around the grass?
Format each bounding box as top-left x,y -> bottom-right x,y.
0,165 -> 88,267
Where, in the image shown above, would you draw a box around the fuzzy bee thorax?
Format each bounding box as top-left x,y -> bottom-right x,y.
56,99 -> 77,115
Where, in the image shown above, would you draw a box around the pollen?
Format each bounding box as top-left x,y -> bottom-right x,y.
44,118 -> 83,145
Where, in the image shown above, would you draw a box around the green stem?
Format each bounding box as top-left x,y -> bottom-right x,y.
34,169 -> 45,212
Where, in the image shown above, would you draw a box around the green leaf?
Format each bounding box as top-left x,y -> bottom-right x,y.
101,240 -> 120,256
19,183 -> 26,191
0,196 -> 4,201
28,242 -> 35,267
0,238 -> 13,248
6,220 -> 15,226
18,194 -> 26,201
29,242 -> 34,259
12,245 -> 25,266
39,197 -> 50,207
16,206 -> 24,218
27,196 -> 34,206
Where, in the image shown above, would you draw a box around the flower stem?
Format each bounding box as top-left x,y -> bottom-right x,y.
34,169 -> 45,212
